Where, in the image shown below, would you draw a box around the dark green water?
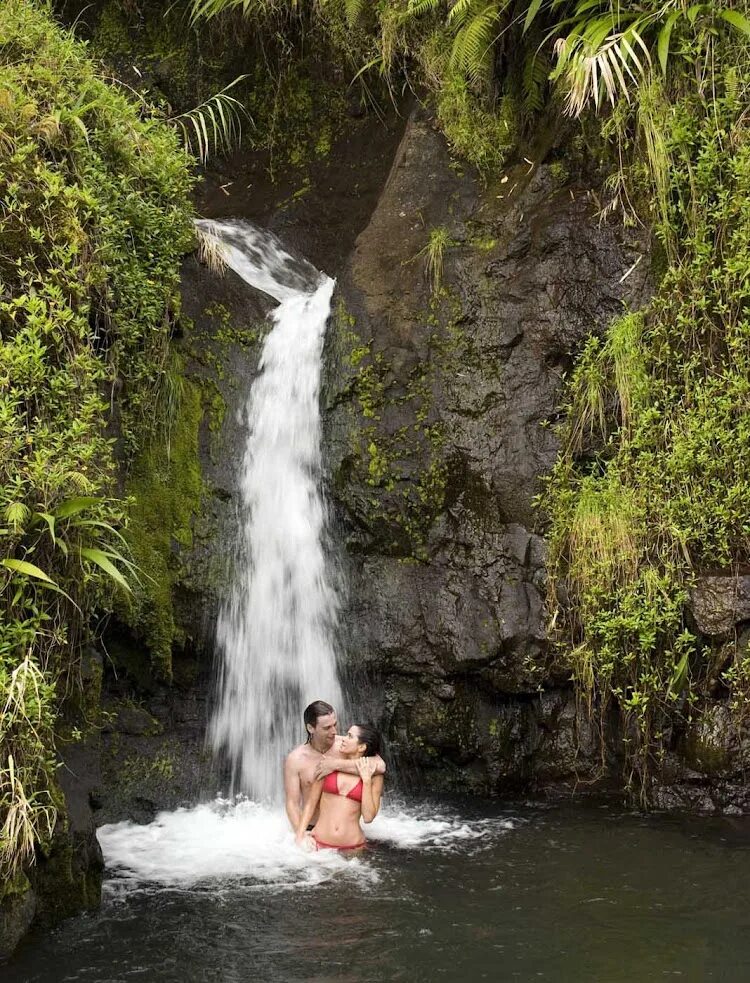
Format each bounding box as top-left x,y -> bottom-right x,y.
7,800 -> 750,982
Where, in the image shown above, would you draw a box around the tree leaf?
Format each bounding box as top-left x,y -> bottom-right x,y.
1,558 -> 79,609
78,547 -> 131,592
2,558 -> 56,584
523,0 -> 544,35
54,496 -> 100,519
720,9 -> 750,37
657,11 -> 681,75
34,511 -> 56,542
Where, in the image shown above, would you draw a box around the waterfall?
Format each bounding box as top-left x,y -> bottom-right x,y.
197,219 -> 343,802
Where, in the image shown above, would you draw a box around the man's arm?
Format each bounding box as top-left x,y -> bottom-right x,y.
284,753 -> 302,830
314,754 -> 386,780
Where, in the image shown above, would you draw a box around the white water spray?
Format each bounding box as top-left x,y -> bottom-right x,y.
95,222 -> 519,891
197,220 -> 342,801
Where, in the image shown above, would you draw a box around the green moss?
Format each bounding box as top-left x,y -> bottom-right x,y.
436,78 -> 517,177
91,0 -> 203,110
683,734 -> 732,776
338,295 -> 460,557
548,160 -> 570,186
542,64 -> 750,800
0,870 -> 31,904
121,367 -> 205,680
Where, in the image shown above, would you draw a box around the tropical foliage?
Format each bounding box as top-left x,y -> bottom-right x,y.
0,0 -> 194,882
542,28 -> 750,797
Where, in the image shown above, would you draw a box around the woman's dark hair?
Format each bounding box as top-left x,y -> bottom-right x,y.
352,723 -> 381,758
303,700 -> 335,742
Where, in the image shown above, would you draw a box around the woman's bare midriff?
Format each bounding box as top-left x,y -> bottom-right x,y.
312,791 -> 365,847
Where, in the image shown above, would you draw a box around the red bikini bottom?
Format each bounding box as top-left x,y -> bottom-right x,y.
313,834 -> 366,851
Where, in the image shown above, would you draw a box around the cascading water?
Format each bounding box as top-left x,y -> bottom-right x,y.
196,219 -> 343,801
92,220 -> 517,893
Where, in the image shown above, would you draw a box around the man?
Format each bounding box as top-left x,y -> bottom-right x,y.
283,699 -> 386,830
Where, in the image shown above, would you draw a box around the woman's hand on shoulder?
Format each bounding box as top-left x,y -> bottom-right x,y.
356,757 -> 377,783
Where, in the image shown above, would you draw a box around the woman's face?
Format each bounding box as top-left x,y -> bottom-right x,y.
340,726 -> 363,756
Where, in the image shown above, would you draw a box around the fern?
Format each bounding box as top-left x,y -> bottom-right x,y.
449,0 -> 503,84
405,0 -> 443,16
343,0 -> 367,27
522,47 -> 549,113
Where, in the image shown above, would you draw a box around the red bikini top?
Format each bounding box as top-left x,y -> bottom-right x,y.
322,770 -> 363,802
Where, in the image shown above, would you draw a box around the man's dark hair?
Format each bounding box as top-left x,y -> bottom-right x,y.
304,700 -> 335,742
352,723 -> 381,758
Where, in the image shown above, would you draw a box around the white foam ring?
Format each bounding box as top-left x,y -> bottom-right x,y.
98,800 -> 516,893
99,800 -> 373,894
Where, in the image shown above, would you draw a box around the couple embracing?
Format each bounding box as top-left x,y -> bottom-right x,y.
284,701 -> 386,852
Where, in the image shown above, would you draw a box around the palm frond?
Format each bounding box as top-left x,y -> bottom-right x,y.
553,20 -> 651,117
170,78 -> 250,163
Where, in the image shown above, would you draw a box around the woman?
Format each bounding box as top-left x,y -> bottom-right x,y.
296,724 -> 384,851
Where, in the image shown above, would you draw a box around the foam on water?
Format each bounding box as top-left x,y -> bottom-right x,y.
367,806 -> 516,851
98,800 -> 372,893
98,799 -> 516,893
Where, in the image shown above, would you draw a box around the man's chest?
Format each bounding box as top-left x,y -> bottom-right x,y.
299,753 -> 323,787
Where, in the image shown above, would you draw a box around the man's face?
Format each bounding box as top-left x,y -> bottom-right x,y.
309,712 -> 337,751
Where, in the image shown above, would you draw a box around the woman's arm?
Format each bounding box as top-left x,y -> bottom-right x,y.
356,759 -> 383,824
295,780 -> 323,843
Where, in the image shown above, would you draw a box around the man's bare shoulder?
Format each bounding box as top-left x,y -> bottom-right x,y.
322,735 -> 345,757
286,743 -> 316,766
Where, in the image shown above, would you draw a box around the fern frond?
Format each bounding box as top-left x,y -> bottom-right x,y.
449,2 -> 502,84
448,0 -> 480,24
344,0 -> 366,27
406,0 -> 443,17
522,47 -> 549,113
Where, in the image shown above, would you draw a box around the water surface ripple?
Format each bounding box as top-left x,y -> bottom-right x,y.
8,801 -> 750,982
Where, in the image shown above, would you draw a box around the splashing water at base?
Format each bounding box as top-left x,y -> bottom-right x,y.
98,800 -> 375,894
196,220 -> 343,802
97,799 -> 516,894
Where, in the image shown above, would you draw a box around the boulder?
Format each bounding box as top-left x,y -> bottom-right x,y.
690,575 -> 750,636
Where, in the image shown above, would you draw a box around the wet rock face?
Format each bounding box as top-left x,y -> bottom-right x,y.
324,107 -> 649,794
690,576 -> 750,636
0,884 -> 35,963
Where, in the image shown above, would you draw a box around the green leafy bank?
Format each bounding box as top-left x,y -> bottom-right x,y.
0,0 -> 194,895
541,34 -> 750,797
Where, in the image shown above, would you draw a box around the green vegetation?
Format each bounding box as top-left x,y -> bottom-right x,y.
415,227 -> 454,296
0,0 -> 194,885
85,0 -> 349,181
542,23 -> 750,798
336,297 -> 454,558
2,0 -> 750,913
121,368 -> 205,680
